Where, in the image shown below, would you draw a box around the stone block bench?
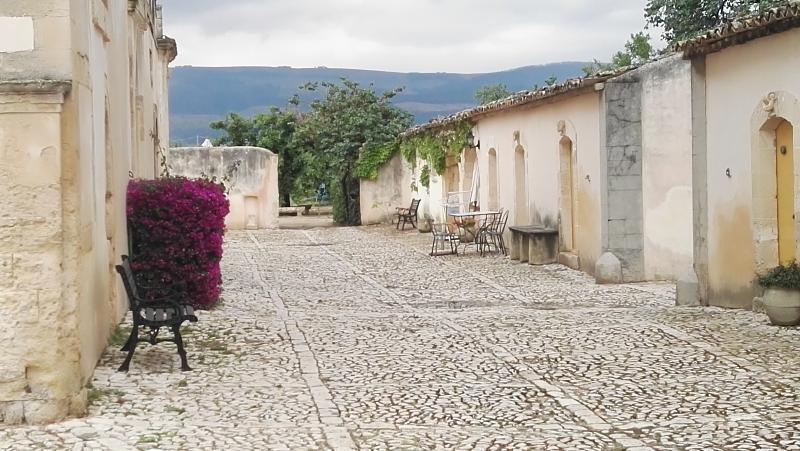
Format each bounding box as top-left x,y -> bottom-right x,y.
509,226 -> 559,265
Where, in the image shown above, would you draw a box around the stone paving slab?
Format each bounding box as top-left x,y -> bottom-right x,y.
2,225 -> 800,450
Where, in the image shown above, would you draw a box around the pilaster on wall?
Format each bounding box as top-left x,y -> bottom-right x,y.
602,76 -> 645,282
0,80 -> 85,424
690,58 -> 709,305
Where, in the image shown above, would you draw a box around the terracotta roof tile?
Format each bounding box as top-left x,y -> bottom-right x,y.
404,67 -> 631,136
677,3 -> 800,57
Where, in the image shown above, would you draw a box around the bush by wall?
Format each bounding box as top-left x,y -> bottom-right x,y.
126,177 -> 230,309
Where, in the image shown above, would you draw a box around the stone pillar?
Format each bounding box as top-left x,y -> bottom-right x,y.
510,233 -> 520,260
0,81 -> 84,424
688,57 -> 709,305
601,75 -> 645,282
519,235 -> 530,263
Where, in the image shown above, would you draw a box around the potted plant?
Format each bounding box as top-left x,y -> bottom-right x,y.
456,218 -> 477,243
756,262 -> 800,326
418,214 -> 433,233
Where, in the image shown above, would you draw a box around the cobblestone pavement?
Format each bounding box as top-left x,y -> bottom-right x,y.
3,225 -> 800,450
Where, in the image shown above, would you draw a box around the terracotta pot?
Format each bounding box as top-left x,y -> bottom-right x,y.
762,288 -> 800,326
418,218 -> 432,233
459,223 -> 476,243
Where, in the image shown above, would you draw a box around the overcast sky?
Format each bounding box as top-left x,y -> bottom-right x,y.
161,0 -> 662,73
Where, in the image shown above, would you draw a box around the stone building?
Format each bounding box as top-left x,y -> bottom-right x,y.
0,0 -> 176,424
362,4 -> 800,310
168,146 -> 280,230
678,5 -> 800,308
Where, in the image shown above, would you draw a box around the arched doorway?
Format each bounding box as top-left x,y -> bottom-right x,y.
488,148 -> 498,210
514,145 -> 527,224
776,119 -> 795,264
559,137 -> 576,251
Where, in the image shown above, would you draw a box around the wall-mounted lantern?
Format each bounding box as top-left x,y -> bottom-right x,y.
465,130 -> 480,150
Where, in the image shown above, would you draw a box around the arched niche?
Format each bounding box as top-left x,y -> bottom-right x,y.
750,91 -> 800,272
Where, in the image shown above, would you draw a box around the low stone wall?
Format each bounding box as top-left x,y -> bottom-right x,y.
168,146 -> 279,230
360,153 -> 413,225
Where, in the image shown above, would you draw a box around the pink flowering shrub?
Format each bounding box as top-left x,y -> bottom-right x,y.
126,177 -> 230,309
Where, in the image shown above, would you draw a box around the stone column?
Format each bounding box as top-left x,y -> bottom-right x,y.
599,75 -> 645,282
0,81 -> 84,424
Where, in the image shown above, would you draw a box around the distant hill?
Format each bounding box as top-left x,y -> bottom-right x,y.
169,63 -> 588,146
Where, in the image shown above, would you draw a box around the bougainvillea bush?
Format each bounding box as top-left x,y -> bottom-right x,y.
127,177 -> 230,309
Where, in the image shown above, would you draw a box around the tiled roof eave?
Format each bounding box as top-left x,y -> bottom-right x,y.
404,70 -> 626,137
678,4 -> 800,58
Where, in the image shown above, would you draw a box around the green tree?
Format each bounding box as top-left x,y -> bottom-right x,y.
475,84 -> 512,105
295,79 -> 413,225
612,32 -> 655,67
645,0 -> 787,43
210,108 -> 305,207
544,76 -> 558,87
582,32 -> 655,76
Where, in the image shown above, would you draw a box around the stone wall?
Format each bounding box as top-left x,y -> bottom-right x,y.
360,153 -> 414,225
0,0 -> 176,424
168,147 -> 280,230
701,28 -> 800,309
602,74 -> 645,282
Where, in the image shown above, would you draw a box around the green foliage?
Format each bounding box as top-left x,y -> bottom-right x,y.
758,262 -> 800,289
544,76 -> 558,86
354,140 -> 400,180
612,32 -> 655,67
419,165 -> 431,189
401,120 -> 472,176
475,83 -> 512,105
210,108 -> 306,207
645,0 -> 787,43
583,31 -> 656,77
294,78 -> 413,225
581,59 -> 614,76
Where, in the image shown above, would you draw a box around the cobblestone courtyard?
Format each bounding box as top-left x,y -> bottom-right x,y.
3,225 -> 800,450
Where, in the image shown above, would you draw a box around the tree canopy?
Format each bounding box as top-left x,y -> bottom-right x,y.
210,108 -> 305,207
475,84 -> 512,105
645,0 -> 787,43
582,32 -> 655,76
295,79 -> 413,225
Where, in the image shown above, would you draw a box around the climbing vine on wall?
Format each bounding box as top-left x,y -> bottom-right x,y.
354,140 -> 400,180
419,164 -> 431,189
400,120 -> 472,175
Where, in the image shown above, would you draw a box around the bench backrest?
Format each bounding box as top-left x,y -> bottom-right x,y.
116,256 -> 140,311
409,198 -> 421,214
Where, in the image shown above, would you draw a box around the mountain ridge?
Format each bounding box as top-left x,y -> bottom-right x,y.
169,62 -> 588,145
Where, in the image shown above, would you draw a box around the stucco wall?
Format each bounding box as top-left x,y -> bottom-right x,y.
640,55 -> 695,281
0,0 -> 175,424
703,28 -> 800,308
360,153 -> 414,225
168,147 -> 280,230
473,91 -> 604,273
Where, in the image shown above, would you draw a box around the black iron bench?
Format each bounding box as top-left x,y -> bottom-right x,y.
509,226 -> 559,265
395,199 -> 421,230
115,255 -> 198,372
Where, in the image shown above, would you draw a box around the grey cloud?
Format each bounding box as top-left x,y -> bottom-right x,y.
161,0 -> 655,72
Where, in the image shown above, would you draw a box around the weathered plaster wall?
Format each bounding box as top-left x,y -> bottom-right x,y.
168,147 -> 280,230
0,0 -> 71,80
602,75 -> 645,281
640,55 -> 694,281
703,28 -> 800,308
473,92 -> 603,273
360,153 -> 413,225
0,0 -> 176,424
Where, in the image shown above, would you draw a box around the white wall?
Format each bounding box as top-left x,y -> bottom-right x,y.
641,55 -> 695,281
169,146 -> 280,230
704,28 -> 800,307
360,153 -> 413,224
473,92 -> 604,272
